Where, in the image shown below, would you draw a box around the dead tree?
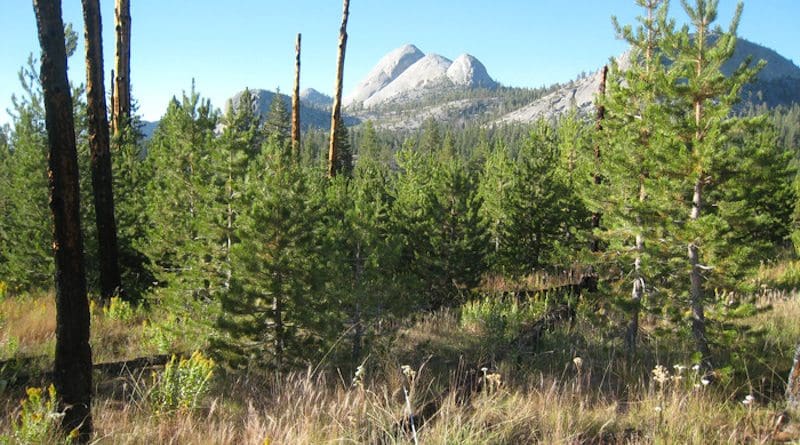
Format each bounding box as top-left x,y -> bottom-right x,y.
82,0 -> 123,301
112,0 -> 131,134
292,33 -> 302,153
590,65 -> 608,253
327,0 -> 350,177
33,0 -> 93,438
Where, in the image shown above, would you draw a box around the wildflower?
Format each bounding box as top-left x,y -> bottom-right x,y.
692,364 -> 701,372
573,357 -> 583,370
701,377 -> 711,386
654,406 -> 662,413
742,394 -> 755,406
352,365 -> 365,387
652,365 -> 670,385
486,372 -> 503,390
673,364 -> 687,375
401,365 -> 416,380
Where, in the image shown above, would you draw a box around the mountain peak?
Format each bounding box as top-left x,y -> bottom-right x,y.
447,54 -> 497,88
343,43 -> 425,107
300,88 -> 332,108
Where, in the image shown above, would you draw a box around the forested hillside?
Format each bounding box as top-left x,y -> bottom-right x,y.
2,0 -> 800,443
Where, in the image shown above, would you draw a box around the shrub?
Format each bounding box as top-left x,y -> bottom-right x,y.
102,296 -> 136,322
149,351 -> 215,414
0,385 -> 75,445
461,293 -> 542,345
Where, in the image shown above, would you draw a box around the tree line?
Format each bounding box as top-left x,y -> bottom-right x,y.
1,0 -> 799,441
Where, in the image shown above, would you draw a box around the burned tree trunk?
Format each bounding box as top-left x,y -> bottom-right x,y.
328,0 -> 350,178
292,33 -> 302,154
113,0 -> 131,134
33,0 -> 93,438
82,0 -> 123,301
590,65 -> 608,253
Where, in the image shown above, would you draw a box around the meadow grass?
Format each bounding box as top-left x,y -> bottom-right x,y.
1,290 -> 799,443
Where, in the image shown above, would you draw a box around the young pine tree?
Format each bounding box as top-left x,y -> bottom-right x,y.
141,84 -> 220,342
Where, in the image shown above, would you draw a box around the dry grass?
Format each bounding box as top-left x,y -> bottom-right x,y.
0,293 -> 56,358
2,291 -> 800,443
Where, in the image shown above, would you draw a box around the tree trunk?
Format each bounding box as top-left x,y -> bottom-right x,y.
590,65 -> 608,252
328,0 -> 349,178
33,0 -> 93,439
113,0 -> 131,134
352,241 -> 364,362
292,33 -> 301,154
82,0 -> 123,301
109,68 -> 115,134
787,343 -> 800,411
689,174 -> 712,369
626,180 -> 646,359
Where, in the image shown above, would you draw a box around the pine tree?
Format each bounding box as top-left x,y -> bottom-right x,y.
601,0 -> 675,357
141,83 -> 220,341
215,142 -> 327,369
665,0 -> 761,369
263,89 -> 291,145
1,60 -> 52,291
323,157 -> 403,361
392,147 -> 487,309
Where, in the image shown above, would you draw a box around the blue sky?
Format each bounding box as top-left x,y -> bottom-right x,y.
1,1 -> 797,125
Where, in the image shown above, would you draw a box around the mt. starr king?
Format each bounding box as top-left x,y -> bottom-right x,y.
223,40 -> 800,132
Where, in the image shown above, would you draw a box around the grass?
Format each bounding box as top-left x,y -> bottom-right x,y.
1,289 -> 799,443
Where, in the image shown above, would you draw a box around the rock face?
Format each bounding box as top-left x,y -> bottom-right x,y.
363,54 -> 453,107
345,44 -> 498,109
447,54 -> 497,88
343,44 -> 425,107
497,37 -> 800,125
299,88 -> 332,108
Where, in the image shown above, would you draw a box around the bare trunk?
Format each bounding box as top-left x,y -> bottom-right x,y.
328,0 -> 349,178
109,68 -> 115,135
352,241 -> 364,362
33,0 -> 93,438
787,344 -> 800,411
113,0 -> 131,134
292,33 -> 302,154
273,292 -> 284,366
626,180 -> 647,358
689,175 -> 712,369
82,0 -> 123,301
590,65 -> 608,252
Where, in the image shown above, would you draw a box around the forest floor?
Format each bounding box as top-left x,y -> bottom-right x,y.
2,284 -> 800,444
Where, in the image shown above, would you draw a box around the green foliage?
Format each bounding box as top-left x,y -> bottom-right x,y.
480,123 -> 588,275
149,351 -> 215,414
102,296 -> 136,322
461,294 -> 542,345
392,145 -> 488,309
140,83 -> 221,342
214,141 -> 328,369
0,385 -> 74,445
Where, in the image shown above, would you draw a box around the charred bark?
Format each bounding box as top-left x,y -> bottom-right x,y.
33,0 -> 93,438
328,0 -> 349,177
292,33 -> 302,154
112,0 -> 131,134
590,65 -> 608,253
82,0 -> 123,301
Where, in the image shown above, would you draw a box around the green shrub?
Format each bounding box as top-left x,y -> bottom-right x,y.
102,296 -> 136,322
0,385 -> 75,445
461,293 -> 543,345
149,351 -> 215,414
